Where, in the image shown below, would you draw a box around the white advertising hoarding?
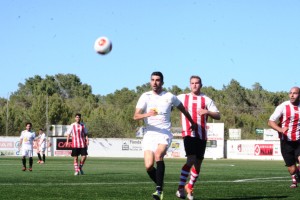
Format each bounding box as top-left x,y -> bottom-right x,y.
0,123 -> 224,158
227,140 -> 282,160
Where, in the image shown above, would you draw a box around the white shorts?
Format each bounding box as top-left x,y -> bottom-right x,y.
21,149 -> 33,157
142,131 -> 173,152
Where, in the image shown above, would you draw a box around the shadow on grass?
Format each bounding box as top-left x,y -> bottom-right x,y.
207,196 -> 288,200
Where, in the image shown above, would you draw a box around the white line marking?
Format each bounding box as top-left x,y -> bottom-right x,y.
0,177 -> 290,186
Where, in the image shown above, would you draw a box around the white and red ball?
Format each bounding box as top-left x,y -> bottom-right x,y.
94,36 -> 112,55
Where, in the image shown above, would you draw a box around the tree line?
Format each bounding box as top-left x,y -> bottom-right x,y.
0,74 -> 287,139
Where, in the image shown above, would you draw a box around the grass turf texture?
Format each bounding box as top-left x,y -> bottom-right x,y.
0,157 -> 299,200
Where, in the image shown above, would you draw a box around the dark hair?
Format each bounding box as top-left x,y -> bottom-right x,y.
26,122 -> 32,127
39,128 -> 44,131
75,113 -> 81,118
190,75 -> 202,87
151,71 -> 164,82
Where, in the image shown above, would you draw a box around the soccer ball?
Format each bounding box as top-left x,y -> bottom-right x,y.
94,36 -> 112,55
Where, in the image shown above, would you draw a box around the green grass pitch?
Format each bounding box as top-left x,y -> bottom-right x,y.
0,157 -> 299,199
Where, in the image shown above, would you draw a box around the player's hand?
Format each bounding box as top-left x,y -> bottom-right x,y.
148,108 -> 158,116
190,122 -> 197,131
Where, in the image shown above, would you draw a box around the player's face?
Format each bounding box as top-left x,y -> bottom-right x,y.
289,87 -> 300,105
75,115 -> 81,123
26,124 -> 32,131
190,78 -> 202,95
150,75 -> 163,93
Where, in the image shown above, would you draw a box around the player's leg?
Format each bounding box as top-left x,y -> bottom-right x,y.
21,149 -> 27,171
79,148 -> 88,175
71,149 -> 80,175
176,137 -> 194,199
28,150 -> 33,171
176,155 -> 194,199
144,150 -> 156,183
22,156 -> 26,171
185,139 -> 206,200
42,149 -> 46,163
281,140 -> 298,188
152,143 -> 168,200
143,133 -> 156,184
37,148 -> 42,163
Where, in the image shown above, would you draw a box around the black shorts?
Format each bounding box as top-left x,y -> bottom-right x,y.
183,136 -> 207,159
71,147 -> 88,157
280,140 -> 300,167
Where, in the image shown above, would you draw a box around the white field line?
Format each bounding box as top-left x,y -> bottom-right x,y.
0,177 -> 290,186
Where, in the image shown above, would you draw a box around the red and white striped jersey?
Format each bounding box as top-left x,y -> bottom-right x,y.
269,100 -> 300,141
67,122 -> 88,148
177,93 -> 219,140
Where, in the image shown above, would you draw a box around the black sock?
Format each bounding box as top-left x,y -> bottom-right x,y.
43,154 -> 45,162
156,161 -> 165,192
37,153 -> 42,160
29,157 -> 33,168
22,157 -> 26,167
147,167 -> 157,184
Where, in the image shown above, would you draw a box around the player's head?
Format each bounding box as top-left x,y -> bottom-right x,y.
150,71 -> 164,93
39,128 -> 44,133
25,122 -> 32,131
151,71 -> 164,83
75,113 -> 82,123
289,86 -> 300,105
190,75 -> 202,95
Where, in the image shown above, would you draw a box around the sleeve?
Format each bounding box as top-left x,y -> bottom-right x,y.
269,104 -> 284,122
32,132 -> 36,140
83,124 -> 88,135
172,94 -> 181,107
136,93 -> 147,110
66,125 -> 73,136
177,94 -> 184,103
19,132 -> 23,140
206,97 -> 219,112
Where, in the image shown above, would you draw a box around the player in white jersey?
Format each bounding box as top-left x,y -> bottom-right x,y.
176,76 -> 220,200
134,71 -> 196,200
36,128 -> 46,164
19,122 -> 36,171
268,86 -> 300,188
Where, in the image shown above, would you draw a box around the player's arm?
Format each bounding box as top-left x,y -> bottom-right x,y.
133,108 -> 156,120
268,120 -> 287,133
268,105 -> 287,133
66,133 -> 70,147
85,134 -> 89,146
19,138 -> 23,150
176,103 -> 197,130
198,109 -> 221,120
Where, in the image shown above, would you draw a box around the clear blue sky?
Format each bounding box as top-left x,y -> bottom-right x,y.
1,0 -> 300,98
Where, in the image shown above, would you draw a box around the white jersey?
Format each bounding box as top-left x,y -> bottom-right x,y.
20,130 -> 36,150
136,91 -> 181,133
38,133 -> 46,148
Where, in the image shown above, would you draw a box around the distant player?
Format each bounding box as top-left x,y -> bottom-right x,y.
36,128 -> 46,164
19,122 -> 36,171
268,86 -> 300,188
66,113 -> 89,175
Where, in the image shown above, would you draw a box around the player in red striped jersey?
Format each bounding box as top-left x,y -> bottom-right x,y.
66,113 -> 89,175
268,86 -> 300,188
176,76 -> 220,200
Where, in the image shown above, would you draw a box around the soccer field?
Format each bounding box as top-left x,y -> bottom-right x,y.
0,157 -> 299,200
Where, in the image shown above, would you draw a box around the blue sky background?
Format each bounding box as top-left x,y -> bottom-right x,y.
1,0 -> 300,98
